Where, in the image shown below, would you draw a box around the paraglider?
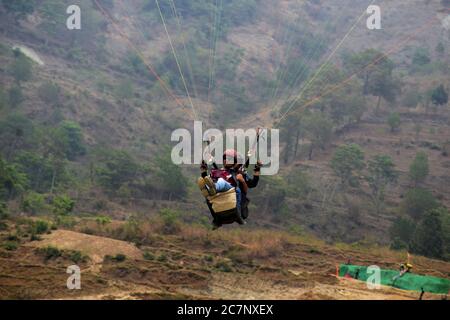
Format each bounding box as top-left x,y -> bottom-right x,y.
197,130 -> 264,230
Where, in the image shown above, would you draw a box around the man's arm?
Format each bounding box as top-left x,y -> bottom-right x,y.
236,174 -> 249,194
245,161 -> 262,188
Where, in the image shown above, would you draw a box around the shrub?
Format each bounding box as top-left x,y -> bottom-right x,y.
55,215 -> 75,228
143,251 -> 155,261
7,86 -> 23,107
387,112 -> 401,132
285,169 -> 312,199
153,149 -> 189,200
38,246 -> 62,260
2,0 -> 35,20
255,176 -> 287,214
13,151 -> 52,192
30,234 -> 41,241
157,253 -> 167,262
57,121 -> 86,160
389,217 -> 416,249
0,87 -> 5,110
34,220 -> 49,234
114,80 -> 133,100
436,42 -> 445,55
288,225 -> 304,236
2,241 -> 18,251
21,192 -> 48,215
124,52 -> 147,76
10,54 -> 32,83
390,237 -> 409,251
6,234 -> 18,241
412,48 -> 431,66
0,201 -> 8,220
158,208 -> 181,234
69,250 -> 87,263
37,82 -> 60,106
117,216 -> 142,242
402,90 -> 422,108
95,149 -> 141,192
431,84 -> 448,106
0,155 -> 27,199
114,253 -> 126,262
0,221 -> 7,231
52,194 -> 75,216
95,216 -> 111,226
215,261 -> 233,272
204,255 -> 214,262
409,151 -> 429,186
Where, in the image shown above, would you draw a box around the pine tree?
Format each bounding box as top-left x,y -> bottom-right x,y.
365,155 -> 397,214
330,143 -> 365,187
411,209 -> 444,259
403,188 -> 439,221
409,151 -> 429,186
431,85 -> 448,107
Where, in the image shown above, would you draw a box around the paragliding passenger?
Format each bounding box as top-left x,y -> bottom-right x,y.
197,149 -> 261,230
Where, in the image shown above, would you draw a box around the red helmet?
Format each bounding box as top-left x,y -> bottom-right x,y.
223,149 -> 243,165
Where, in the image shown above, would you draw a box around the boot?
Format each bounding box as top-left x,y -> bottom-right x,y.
235,205 -> 246,225
203,176 -> 217,196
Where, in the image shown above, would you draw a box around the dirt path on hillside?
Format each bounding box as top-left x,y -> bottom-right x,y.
26,230 -> 142,264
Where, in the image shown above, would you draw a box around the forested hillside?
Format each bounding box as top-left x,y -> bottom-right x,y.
0,0 -> 449,263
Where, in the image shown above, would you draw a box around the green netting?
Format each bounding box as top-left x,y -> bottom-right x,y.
339,264 -> 450,294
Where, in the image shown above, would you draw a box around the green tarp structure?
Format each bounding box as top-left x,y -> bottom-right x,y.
339,264 -> 450,294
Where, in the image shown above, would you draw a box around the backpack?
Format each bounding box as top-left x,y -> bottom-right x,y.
207,188 -> 237,214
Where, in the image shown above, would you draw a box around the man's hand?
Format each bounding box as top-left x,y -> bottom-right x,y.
254,160 -> 262,171
200,160 -> 207,172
